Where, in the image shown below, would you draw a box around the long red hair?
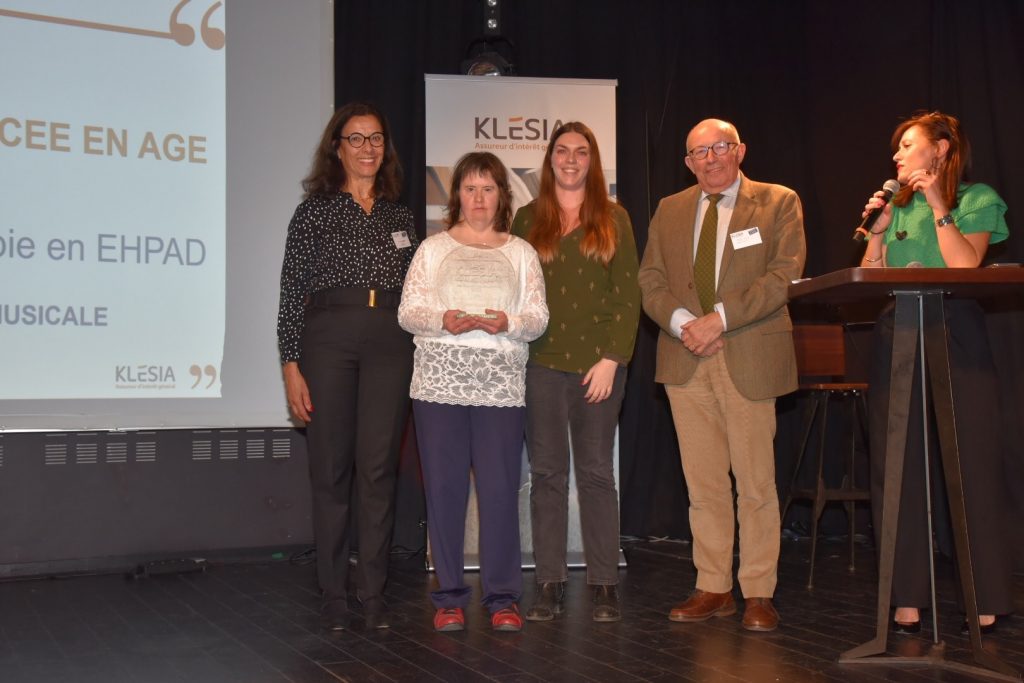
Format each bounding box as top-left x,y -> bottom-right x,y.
527,122 -> 617,265
891,111 -> 971,209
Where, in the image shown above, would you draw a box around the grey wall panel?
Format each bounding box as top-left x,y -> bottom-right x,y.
0,429 -> 313,576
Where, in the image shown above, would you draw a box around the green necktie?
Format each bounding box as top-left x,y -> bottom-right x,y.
694,193 -> 722,315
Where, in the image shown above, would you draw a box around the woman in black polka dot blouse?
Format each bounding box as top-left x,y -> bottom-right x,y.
276,102 -> 418,632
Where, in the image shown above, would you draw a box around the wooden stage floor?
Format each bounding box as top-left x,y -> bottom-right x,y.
1,538 -> 1021,682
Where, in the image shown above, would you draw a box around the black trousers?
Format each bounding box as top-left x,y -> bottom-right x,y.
868,299 -> 1012,613
300,301 -> 413,604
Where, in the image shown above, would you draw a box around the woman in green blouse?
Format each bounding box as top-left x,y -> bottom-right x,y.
859,111 -> 1011,635
512,122 -> 640,622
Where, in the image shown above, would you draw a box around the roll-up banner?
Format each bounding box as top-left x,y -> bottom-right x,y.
423,74 -> 620,569
425,74 -> 617,235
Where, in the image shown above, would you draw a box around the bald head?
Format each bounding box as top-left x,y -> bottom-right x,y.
684,118 -> 746,194
686,119 -> 740,150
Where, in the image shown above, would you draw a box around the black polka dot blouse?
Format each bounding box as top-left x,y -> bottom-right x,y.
276,192 -> 419,363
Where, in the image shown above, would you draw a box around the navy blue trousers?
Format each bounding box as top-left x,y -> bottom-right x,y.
413,400 -> 524,612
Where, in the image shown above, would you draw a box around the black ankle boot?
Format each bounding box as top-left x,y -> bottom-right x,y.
526,582 -> 565,621
362,596 -> 390,630
592,585 -> 621,622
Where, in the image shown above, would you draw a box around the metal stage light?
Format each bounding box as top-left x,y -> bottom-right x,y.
460,0 -> 516,76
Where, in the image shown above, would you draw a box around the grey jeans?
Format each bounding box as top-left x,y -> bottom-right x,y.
525,363 -> 626,586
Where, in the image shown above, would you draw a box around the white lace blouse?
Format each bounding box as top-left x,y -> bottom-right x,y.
398,231 -> 549,407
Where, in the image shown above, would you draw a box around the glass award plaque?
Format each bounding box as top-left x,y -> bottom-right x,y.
436,244 -> 517,318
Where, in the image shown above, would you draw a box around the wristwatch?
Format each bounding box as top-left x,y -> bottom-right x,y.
935,214 -> 955,227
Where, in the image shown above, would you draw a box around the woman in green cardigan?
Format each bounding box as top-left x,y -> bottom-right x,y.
512,121 -> 640,622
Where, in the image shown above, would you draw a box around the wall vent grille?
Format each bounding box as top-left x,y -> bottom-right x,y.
135,434 -> 156,463
106,441 -> 128,463
44,436 -> 68,466
75,442 -> 98,465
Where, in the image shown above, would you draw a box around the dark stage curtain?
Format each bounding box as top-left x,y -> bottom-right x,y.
332,0 -> 1024,566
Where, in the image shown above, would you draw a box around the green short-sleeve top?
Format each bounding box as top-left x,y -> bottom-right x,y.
883,183 -> 1009,268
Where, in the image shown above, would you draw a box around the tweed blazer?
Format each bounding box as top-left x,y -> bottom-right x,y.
639,175 -> 806,400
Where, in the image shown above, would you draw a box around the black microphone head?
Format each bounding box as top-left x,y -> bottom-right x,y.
854,178 -> 902,241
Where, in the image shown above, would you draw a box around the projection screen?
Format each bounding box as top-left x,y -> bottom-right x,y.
0,0 -> 332,431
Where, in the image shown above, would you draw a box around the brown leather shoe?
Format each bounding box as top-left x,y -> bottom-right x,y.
526,582 -> 565,622
742,597 -> 779,632
668,589 -> 736,622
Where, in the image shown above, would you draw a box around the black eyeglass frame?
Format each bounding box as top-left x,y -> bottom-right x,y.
687,141 -> 740,160
339,132 -> 386,149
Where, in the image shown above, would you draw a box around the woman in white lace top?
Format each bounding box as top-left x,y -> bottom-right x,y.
398,152 -> 548,633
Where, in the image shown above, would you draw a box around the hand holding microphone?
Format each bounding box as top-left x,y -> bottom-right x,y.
852,179 -> 901,241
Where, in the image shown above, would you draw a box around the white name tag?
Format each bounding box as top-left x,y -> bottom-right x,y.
730,227 -> 762,249
391,231 -> 412,248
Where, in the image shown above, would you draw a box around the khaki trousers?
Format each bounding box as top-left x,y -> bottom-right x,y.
665,352 -> 779,598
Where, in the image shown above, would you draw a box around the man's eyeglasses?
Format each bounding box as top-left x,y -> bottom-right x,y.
339,132 -> 385,148
687,141 -> 739,160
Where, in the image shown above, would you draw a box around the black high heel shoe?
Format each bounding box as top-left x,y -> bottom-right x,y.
892,619 -> 921,634
961,617 -> 997,635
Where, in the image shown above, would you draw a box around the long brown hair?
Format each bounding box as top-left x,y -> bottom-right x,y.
528,122 -> 617,265
891,111 -> 971,209
445,152 -> 514,233
301,102 -> 403,201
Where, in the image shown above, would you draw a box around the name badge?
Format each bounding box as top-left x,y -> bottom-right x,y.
730,227 -> 762,249
392,231 -> 412,249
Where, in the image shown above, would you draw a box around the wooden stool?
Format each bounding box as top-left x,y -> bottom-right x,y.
782,324 -> 870,589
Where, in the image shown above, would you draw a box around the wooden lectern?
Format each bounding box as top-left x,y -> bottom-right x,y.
789,267 -> 1024,682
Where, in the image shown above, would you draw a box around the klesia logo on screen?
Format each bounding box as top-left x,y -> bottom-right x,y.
114,364 -> 176,390
474,117 -> 565,141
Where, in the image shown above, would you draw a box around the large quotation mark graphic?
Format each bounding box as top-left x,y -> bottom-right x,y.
0,2 -> 225,51
189,364 -> 217,389
170,0 -> 224,49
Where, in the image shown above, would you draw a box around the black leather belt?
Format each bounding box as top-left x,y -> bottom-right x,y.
309,287 -> 401,309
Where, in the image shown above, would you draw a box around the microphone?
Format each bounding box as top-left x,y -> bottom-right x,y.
852,179 -> 901,242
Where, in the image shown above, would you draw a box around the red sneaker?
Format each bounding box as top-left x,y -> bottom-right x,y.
491,605 -> 523,632
433,607 -> 465,632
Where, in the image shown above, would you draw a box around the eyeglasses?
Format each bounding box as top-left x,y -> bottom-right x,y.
339,132 -> 385,148
687,141 -> 739,160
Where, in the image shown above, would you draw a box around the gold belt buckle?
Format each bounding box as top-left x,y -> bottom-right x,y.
367,289 -> 377,308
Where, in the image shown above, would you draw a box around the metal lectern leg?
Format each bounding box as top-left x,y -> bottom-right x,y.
840,293 -> 918,661
921,293 -> 1019,680
842,292 -> 1020,682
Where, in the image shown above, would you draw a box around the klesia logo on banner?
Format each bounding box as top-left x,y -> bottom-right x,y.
474,116 -> 565,141
114,364 -> 176,390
